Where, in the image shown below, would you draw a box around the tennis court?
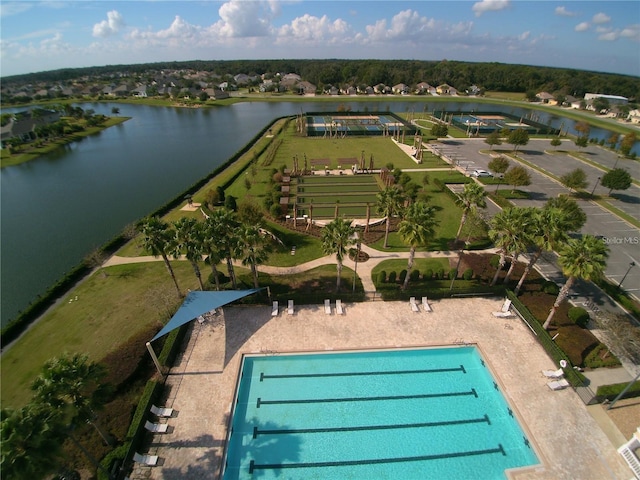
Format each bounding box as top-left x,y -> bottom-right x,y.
306,112 -> 417,137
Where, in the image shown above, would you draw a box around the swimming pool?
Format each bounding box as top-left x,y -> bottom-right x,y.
222,347 -> 539,479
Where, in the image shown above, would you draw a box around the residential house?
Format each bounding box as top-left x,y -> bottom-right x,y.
535,92 -> 554,103
132,86 -> 147,98
1,109 -> 61,148
415,82 -> 432,94
233,73 -> 250,85
343,85 -> 357,96
296,81 -> 316,96
203,88 -> 230,100
467,85 -> 481,96
374,83 -> 390,94
436,84 -> 453,95
627,109 -> 640,124
392,83 -> 410,95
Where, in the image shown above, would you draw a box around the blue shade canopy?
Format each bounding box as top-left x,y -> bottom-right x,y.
151,289 -> 263,342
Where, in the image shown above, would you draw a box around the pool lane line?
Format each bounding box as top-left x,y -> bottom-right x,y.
252,414 -> 490,438
248,444 -> 505,473
259,365 -> 466,381
256,388 -> 477,408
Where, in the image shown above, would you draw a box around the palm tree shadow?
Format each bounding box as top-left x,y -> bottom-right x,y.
229,417 -> 303,478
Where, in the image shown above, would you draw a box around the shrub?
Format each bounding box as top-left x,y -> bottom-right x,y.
463,268 -> 474,280
410,269 -> 420,281
269,203 -> 281,218
584,344 -> 621,368
596,381 -> 640,402
449,268 -> 458,280
399,270 -> 407,283
378,270 -> 387,284
423,269 -> 433,280
388,271 -> 397,283
435,268 -> 445,280
489,255 -> 501,268
568,307 -> 590,328
542,280 -> 560,295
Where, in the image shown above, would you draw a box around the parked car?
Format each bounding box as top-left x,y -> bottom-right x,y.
471,169 -> 492,177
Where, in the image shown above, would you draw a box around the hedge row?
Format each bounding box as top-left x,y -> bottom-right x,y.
596,381 -> 640,402
99,321 -> 191,480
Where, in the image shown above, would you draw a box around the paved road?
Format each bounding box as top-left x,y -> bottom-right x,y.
435,138 -> 640,300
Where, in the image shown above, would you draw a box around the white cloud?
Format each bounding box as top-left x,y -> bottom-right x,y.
592,12 -> 611,24
598,31 -> 618,41
92,10 -> 124,38
518,31 -> 530,41
365,9 -> 472,44
575,22 -> 590,32
277,14 -> 351,44
620,24 -> 640,41
0,2 -> 32,18
215,0 -> 272,37
554,6 -> 577,17
472,0 -> 510,17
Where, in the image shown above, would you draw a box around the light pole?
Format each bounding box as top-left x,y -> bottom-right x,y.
590,176 -> 601,196
619,261 -> 636,289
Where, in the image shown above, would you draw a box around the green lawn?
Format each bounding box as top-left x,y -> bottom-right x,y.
1,261 -> 202,408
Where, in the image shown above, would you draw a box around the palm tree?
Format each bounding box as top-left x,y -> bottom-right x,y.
31,353 -> 112,445
454,182 -> 487,244
398,202 -> 438,290
174,217 -> 205,290
513,205 -> 575,295
1,404 -> 65,480
488,207 -> 531,286
543,235 -> 609,329
140,217 -> 181,297
321,218 -> 356,291
236,224 -> 271,288
376,186 -> 405,248
207,208 -> 240,288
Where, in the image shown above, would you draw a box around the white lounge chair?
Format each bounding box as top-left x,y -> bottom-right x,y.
492,298 -> 514,318
150,405 -> 173,417
542,368 -> 564,379
271,301 -> 278,317
410,297 -> 420,312
144,421 -> 168,433
422,296 -> 432,312
324,299 -> 332,315
336,299 -> 344,315
133,453 -> 159,466
287,300 -> 294,315
547,378 -> 570,391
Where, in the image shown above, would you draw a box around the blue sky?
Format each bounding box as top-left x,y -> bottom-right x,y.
1,1 -> 639,77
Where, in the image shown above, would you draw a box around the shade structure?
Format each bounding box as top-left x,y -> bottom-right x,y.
150,289 -> 263,342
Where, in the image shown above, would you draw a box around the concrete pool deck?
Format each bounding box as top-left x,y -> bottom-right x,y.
135,298 -> 633,480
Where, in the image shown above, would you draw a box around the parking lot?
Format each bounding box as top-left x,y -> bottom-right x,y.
435,138 -> 639,301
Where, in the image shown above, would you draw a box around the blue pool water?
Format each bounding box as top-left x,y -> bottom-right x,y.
223,347 -> 539,479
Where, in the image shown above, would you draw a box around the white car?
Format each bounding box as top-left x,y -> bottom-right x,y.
471,169 -> 492,177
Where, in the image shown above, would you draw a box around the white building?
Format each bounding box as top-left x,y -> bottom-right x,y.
584,93 -> 629,106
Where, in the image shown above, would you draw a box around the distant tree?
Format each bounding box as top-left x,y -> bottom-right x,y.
593,97 -> 610,113
620,132 -> 637,157
199,91 -> 209,102
237,199 -> 264,226
110,107 -> 119,116
507,129 -> 529,152
525,90 -> 537,102
224,195 -> 237,211
550,137 -> 562,150
504,166 -> 531,193
606,133 -> 619,149
431,123 -> 448,138
488,156 -> 509,177
574,121 -> 591,138
484,130 -> 502,150
601,168 -> 632,195
560,168 -> 588,193
574,136 -> 589,150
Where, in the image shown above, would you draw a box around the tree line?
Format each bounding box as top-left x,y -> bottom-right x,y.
4,59 -> 639,100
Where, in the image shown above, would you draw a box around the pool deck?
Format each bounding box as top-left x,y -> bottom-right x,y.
135,298 -> 633,480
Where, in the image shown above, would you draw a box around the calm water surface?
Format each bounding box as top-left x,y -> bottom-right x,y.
1,100 -> 634,324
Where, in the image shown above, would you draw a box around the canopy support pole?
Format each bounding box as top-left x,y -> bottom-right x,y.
146,342 -> 164,378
